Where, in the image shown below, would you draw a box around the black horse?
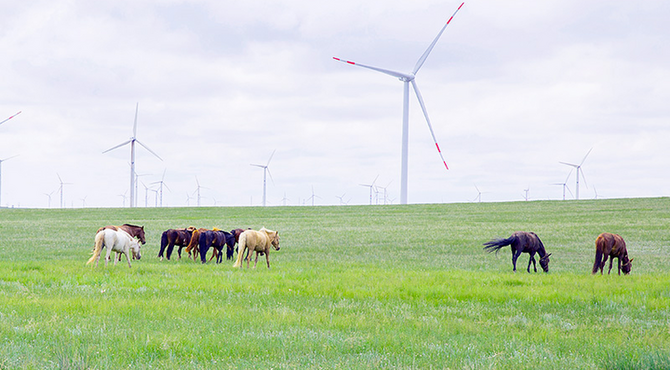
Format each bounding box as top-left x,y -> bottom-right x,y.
483,231 -> 552,273
198,229 -> 236,264
158,227 -> 195,261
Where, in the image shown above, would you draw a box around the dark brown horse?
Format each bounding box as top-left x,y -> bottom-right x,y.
483,231 -> 552,273
158,227 -> 196,261
592,232 -> 633,275
198,229 -> 236,264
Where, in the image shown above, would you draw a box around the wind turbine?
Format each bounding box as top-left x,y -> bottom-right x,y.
0,111 -> 21,126
192,176 -> 208,206
306,186 -> 321,206
56,173 -> 72,209
0,155 -> 18,206
359,175 -> 379,205
333,2 -> 464,204
251,150 -> 275,207
103,103 -> 162,208
472,184 -> 482,203
552,169 -> 574,200
560,148 -> 592,200
151,169 -> 170,207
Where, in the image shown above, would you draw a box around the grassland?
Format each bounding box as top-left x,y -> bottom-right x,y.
0,198 -> 668,369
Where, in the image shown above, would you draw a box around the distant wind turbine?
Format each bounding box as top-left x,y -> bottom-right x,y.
0,155 -> 18,206
57,173 -> 72,209
251,150 -> 275,207
306,186 -> 321,206
151,169 -> 170,207
103,103 -> 162,208
473,185 -> 482,203
0,111 -> 21,126
552,169 -> 574,200
560,148 -> 592,200
334,2 -> 464,204
359,175 -> 379,205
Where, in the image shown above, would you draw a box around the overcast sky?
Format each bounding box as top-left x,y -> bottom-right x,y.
0,0 -> 668,208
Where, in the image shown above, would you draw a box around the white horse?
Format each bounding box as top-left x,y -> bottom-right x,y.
87,228 -> 141,268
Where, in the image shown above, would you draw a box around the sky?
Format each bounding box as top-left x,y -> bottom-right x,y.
0,0 -> 668,208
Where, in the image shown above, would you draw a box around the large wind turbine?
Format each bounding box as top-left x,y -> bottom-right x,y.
334,2 -> 464,204
560,148 -> 592,200
103,103 -> 162,208
251,150 -> 275,207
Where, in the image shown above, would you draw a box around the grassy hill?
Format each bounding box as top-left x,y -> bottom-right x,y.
0,198 -> 668,368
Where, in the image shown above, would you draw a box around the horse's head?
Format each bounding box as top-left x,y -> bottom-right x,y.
622,257 -> 633,275
539,253 -> 551,272
270,231 -> 280,251
130,240 -> 142,260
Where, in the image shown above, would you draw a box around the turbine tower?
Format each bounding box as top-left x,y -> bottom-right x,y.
334,2 -> 464,204
560,148 -> 592,200
103,103 -> 162,208
251,150 -> 275,207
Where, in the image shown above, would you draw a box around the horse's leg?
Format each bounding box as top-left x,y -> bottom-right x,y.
617,257 -> 622,276
253,251 -> 259,269
125,251 -> 132,268
266,250 -> 271,269
527,252 -> 537,273
166,241 -> 175,261
607,256 -> 614,275
511,248 -> 522,272
105,246 -> 113,267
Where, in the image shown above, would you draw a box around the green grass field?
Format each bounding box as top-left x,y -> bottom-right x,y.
0,198 -> 669,369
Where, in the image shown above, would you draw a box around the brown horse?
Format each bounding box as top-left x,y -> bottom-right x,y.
232,227 -> 280,269
592,233 -> 633,275
483,231 -> 552,273
97,224 -> 146,245
158,227 -> 196,261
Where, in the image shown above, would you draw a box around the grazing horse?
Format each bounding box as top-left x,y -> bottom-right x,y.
158,227 -> 196,260
97,224 -> 146,245
198,229 -> 236,264
87,228 -> 141,268
184,228 -> 208,260
592,232 -> 633,275
233,227 -> 280,269
483,231 -> 552,273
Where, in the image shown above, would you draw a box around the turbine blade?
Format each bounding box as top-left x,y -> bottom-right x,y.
412,2 -> 464,74
135,139 -> 163,161
580,168 -> 589,189
0,111 -> 22,126
411,80 -> 449,170
266,149 -> 276,166
133,103 -> 139,138
266,167 -> 275,185
103,139 -> 132,153
333,57 -> 413,80
559,161 -> 579,169
579,147 -> 593,166
250,164 -> 265,168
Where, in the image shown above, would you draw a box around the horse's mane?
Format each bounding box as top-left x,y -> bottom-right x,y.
122,224 -> 142,228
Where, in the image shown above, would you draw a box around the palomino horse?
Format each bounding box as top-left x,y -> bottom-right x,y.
87,228 -> 141,268
592,232 -> 633,275
484,231 -> 552,273
158,227 -> 196,260
232,227 -> 280,269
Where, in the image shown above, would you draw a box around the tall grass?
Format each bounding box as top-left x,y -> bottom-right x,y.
0,198 -> 668,368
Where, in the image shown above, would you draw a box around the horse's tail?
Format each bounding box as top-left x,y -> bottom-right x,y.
232,232 -> 248,268
158,231 -> 168,258
483,235 -> 517,254
185,229 -> 201,257
87,230 -> 105,265
593,235 -> 605,274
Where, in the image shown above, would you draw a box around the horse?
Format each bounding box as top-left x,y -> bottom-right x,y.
184,228 -> 208,260
198,229 -> 236,264
232,227 -> 280,269
87,228 -> 141,268
483,231 -> 552,273
592,232 -> 633,275
158,227 -> 196,261
97,224 -> 146,245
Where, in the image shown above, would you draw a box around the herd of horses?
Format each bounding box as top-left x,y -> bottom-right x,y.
484,231 -> 633,275
86,224 -> 632,276
86,224 -> 280,269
